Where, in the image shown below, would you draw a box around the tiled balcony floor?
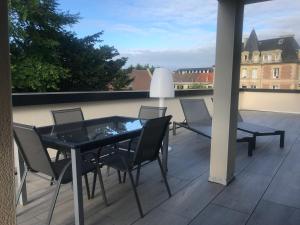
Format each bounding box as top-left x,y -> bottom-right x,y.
17,111 -> 300,225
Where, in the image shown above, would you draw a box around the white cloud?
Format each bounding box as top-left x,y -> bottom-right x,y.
119,0 -> 300,68
70,0 -> 300,68
121,46 -> 215,70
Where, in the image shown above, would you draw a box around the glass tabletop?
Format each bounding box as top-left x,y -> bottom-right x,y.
38,116 -> 144,150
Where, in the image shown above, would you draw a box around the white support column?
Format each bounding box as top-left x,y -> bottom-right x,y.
0,0 -> 16,224
209,0 -> 244,185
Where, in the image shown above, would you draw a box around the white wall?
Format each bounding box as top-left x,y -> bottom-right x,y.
13,95 -> 214,126
239,92 -> 300,114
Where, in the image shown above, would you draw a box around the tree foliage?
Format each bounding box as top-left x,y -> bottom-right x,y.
9,0 -> 132,92
126,64 -> 156,74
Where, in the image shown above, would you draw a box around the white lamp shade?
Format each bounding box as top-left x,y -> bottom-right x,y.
150,68 -> 175,98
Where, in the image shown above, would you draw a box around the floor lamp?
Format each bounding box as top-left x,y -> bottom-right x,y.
150,67 -> 175,153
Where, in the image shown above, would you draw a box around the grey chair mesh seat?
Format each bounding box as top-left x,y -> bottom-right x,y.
210,98 -> 285,149
98,116 -> 172,218
173,99 -> 255,156
14,123 -> 108,225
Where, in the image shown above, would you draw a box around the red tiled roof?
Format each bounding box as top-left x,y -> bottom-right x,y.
173,72 -> 214,83
129,69 -> 152,90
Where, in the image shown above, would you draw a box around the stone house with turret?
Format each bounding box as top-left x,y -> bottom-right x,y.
240,30 -> 300,89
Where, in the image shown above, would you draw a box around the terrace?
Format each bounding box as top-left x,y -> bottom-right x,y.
13,89 -> 300,225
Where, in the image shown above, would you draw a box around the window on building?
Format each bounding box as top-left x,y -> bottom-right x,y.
275,54 -> 280,61
272,68 -> 280,79
253,55 -> 259,62
252,69 -> 258,79
244,55 -> 248,61
250,85 -> 256,89
263,55 -> 268,62
242,85 -> 247,89
278,39 -> 284,45
272,85 -> 280,90
241,69 -> 247,78
268,54 -> 272,62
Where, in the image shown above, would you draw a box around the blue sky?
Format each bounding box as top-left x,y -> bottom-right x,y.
58,0 -> 300,69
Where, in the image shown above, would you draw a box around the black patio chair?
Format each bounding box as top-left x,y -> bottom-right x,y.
173,99 -> 255,156
117,105 -> 167,184
99,116 -> 172,217
51,108 -> 120,194
14,123 -> 108,225
210,98 -> 285,149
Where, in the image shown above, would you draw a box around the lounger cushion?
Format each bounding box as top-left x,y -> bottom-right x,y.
238,122 -> 278,134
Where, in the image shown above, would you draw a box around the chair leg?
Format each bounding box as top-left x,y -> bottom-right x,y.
106,166 -> 111,176
248,139 -> 253,157
253,135 -> 257,150
157,157 -> 171,197
51,151 -> 61,186
55,151 -> 61,162
96,166 -> 109,206
91,171 -> 97,198
123,172 -> 127,183
16,169 -> 28,207
117,170 -> 122,184
128,169 -> 144,217
280,132 -> 285,148
173,122 -> 176,135
46,180 -> 62,225
84,174 -> 91,200
135,164 -> 141,186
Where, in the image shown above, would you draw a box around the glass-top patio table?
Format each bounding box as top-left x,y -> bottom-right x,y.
36,116 -> 169,225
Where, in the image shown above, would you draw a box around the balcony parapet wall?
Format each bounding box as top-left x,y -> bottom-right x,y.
239,89 -> 300,114
12,89 -> 213,107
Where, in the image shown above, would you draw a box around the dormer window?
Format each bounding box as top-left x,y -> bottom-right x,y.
244,55 -> 248,61
268,55 -> 272,62
263,55 -> 268,62
253,55 -> 259,62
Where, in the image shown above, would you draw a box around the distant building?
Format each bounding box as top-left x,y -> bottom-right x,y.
128,69 -> 152,91
240,29 -> 300,90
173,67 -> 214,90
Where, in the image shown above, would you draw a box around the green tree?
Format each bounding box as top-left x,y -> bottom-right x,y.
126,64 -> 156,74
9,0 -> 132,92
9,0 -> 77,92
58,32 -> 132,91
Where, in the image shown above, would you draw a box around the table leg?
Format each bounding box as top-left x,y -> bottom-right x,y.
71,148 -> 84,225
15,145 -> 27,205
162,128 -> 169,173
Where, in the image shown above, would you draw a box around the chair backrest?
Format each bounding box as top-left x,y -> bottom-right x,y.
180,99 -> 211,126
133,116 -> 172,164
13,123 -> 56,178
138,106 -> 167,120
51,108 -> 84,125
